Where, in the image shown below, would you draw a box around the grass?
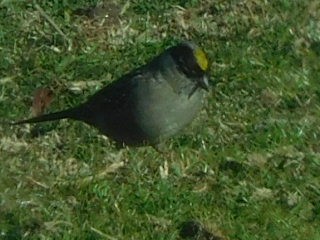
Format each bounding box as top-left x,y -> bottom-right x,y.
1,0 -> 320,239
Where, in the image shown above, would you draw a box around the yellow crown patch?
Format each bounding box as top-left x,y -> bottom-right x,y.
194,48 -> 208,71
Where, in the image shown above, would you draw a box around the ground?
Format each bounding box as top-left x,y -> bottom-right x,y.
0,0 -> 320,239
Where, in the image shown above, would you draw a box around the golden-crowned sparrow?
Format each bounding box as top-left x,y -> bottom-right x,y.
13,41 -> 209,147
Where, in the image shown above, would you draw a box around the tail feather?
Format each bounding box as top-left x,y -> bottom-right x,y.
12,107 -> 81,125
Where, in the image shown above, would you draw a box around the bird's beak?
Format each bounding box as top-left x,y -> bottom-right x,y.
198,74 -> 209,91
188,74 -> 210,98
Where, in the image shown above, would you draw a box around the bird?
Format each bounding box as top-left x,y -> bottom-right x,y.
12,41 -> 210,147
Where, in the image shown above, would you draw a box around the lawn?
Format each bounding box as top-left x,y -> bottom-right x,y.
0,0 -> 320,239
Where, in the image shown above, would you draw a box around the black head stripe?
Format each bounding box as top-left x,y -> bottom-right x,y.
170,44 -> 205,78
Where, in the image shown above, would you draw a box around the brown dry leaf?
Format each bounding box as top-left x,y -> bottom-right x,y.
260,88 -> 281,107
73,0 -> 123,26
251,187 -> 274,201
247,152 -> 268,168
32,87 -> 54,117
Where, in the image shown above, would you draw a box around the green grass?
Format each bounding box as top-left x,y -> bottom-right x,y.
1,0 -> 320,239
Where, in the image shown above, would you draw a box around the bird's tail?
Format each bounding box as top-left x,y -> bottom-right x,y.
12,107 -> 82,125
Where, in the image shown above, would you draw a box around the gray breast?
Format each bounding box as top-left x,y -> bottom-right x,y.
132,71 -> 205,142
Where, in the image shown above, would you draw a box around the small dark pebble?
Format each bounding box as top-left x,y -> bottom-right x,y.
179,220 -> 224,240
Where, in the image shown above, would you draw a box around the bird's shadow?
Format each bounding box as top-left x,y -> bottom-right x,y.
28,124 -> 60,138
